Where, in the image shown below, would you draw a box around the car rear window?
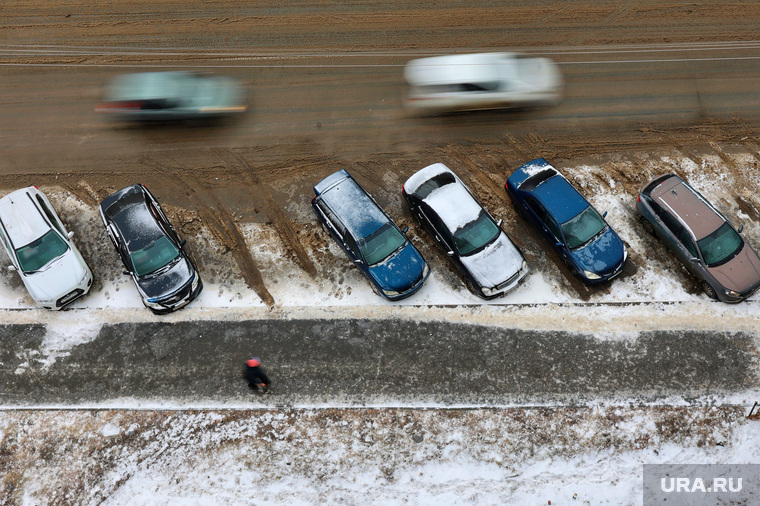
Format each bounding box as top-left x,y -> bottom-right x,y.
416,172 -> 456,199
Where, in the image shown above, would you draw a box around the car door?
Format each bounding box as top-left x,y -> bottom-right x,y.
658,212 -> 699,272
525,196 -> 566,256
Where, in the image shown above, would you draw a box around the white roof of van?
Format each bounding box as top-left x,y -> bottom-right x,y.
404,53 -> 514,86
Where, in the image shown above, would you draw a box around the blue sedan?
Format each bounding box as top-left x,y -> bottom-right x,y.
506,158 -> 627,284
312,169 -> 429,300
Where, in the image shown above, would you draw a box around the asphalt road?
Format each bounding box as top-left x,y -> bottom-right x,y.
1,320 -> 756,406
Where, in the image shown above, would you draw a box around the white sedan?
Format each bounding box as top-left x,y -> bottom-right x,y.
403,52 -> 563,113
0,187 -> 92,309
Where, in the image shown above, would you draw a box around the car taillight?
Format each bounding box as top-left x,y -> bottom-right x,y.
401,185 -> 406,195
637,195 -> 641,202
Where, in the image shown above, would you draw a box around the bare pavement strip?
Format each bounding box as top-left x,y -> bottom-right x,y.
1,302 -> 758,407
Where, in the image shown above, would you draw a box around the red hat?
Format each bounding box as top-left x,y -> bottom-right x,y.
247,358 -> 261,367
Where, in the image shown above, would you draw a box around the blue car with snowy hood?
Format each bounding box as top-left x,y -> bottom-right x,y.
506,158 -> 627,284
312,170 -> 429,300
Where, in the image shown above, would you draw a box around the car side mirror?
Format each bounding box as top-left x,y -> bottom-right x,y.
689,257 -> 699,263
123,270 -> 131,275
556,242 -> 563,248
602,211 -> 608,218
446,250 -> 454,256
402,226 -> 409,234
738,225 -> 744,234
354,259 -> 363,265
496,219 -> 503,227
67,231 -> 74,239
180,239 -> 187,246
7,265 -> 16,272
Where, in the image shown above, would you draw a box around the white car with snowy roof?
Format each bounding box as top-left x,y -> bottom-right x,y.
0,187 -> 92,309
402,163 -> 529,299
403,52 -> 563,113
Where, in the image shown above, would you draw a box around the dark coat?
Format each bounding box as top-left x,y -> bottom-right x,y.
245,364 -> 271,388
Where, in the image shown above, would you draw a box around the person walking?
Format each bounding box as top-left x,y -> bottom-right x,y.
244,357 -> 271,393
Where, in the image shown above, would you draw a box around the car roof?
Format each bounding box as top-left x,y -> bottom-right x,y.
106,71 -> 188,101
650,176 -> 724,240
318,172 -> 389,239
103,186 -> 167,251
404,53 -> 514,87
531,173 -> 590,223
407,164 -> 482,231
0,187 -> 51,248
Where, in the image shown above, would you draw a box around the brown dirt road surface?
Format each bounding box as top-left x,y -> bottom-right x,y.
4,0 -> 760,300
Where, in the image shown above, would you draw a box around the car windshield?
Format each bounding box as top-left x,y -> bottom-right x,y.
697,222 -> 743,266
129,236 -> 180,277
15,230 -> 69,273
360,223 -> 406,266
561,206 -> 607,250
454,211 -> 500,256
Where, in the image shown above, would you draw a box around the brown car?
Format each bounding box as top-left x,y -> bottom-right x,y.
637,174 -> 760,302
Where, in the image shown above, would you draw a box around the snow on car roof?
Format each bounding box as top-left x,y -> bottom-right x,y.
321,176 -> 389,239
404,163 -> 453,195
404,53 -> 514,87
0,188 -> 50,248
425,177 -> 483,232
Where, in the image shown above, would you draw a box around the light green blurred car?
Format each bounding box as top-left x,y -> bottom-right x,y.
96,71 -> 247,121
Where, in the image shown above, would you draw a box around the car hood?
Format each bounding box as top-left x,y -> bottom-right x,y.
708,243 -> 760,293
571,228 -> 625,275
460,233 -> 523,287
368,242 -> 426,292
24,251 -> 87,301
136,256 -> 193,300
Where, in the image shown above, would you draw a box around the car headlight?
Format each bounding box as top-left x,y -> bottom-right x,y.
583,270 -> 602,280
144,298 -> 163,309
521,260 -> 528,273
190,272 -> 200,290
422,263 -> 430,279
381,288 -> 401,297
623,248 -> 628,262
724,289 -> 741,298
481,286 -> 495,296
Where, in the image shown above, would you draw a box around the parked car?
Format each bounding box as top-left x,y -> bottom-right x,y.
637,174 -> 760,302
402,163 -> 529,299
95,71 -> 247,121
403,52 -> 563,113
506,158 -> 627,284
312,170 -> 429,300
99,184 -> 202,314
0,186 -> 92,309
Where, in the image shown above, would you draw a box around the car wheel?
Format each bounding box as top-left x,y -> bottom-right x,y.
639,216 -> 655,236
701,281 -> 718,300
465,278 -> 481,298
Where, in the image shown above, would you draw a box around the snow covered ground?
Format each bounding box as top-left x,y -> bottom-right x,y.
1,152 -> 759,504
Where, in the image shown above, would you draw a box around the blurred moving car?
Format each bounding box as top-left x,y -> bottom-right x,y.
0,187 -> 92,309
507,158 -> 627,284
403,52 -> 563,113
637,174 -> 760,302
403,163 -> 529,299
312,170 -> 429,300
95,71 -> 247,121
99,184 -> 202,314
